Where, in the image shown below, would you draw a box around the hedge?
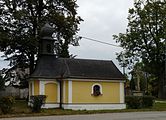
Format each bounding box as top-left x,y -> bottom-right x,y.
125,96 -> 154,109
142,96 -> 155,108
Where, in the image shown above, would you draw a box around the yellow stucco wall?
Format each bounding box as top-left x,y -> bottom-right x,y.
34,80 -> 39,95
30,79 -> 121,104
72,81 -> 120,103
45,83 -> 57,103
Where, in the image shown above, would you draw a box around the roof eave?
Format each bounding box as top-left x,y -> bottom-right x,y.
29,75 -> 125,81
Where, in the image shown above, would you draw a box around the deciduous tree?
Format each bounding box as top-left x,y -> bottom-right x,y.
113,0 -> 166,98
0,0 -> 82,87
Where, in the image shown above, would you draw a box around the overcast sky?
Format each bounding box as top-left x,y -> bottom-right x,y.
0,0 -> 134,73
69,0 -> 134,72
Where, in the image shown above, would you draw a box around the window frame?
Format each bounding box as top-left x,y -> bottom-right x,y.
91,83 -> 102,96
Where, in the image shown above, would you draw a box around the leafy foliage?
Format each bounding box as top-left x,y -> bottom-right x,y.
142,96 -> 155,108
30,95 -> 46,113
0,68 -> 8,90
0,96 -> 15,114
125,96 -> 143,109
113,0 -> 166,98
0,75 -> 5,91
0,0 -> 82,71
125,96 -> 154,109
0,0 -> 82,88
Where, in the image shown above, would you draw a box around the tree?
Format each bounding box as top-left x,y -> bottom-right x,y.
0,75 -> 5,91
0,0 -> 82,87
113,0 -> 166,98
0,0 -> 82,72
0,69 -> 7,91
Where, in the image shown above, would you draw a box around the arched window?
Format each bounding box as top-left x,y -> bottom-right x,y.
91,83 -> 102,96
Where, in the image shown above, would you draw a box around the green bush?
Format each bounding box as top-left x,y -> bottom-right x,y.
125,96 -> 142,109
142,96 -> 154,108
30,95 -> 46,113
0,96 -> 15,114
125,96 -> 154,109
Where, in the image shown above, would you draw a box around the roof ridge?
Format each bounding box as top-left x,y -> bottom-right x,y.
58,57 -> 113,62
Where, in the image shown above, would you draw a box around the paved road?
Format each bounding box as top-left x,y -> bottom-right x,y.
1,111 -> 166,120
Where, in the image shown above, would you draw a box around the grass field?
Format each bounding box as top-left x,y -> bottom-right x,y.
153,102 -> 166,110
0,100 -> 166,118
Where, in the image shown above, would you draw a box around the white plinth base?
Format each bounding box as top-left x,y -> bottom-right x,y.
42,103 -> 60,108
28,101 -> 126,110
62,103 -> 126,110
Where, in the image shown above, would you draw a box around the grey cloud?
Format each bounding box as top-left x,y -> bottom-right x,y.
70,0 -> 134,72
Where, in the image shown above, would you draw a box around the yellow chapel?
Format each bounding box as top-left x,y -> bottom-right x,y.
29,24 -> 126,110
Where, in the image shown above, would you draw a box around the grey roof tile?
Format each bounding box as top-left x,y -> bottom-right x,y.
30,55 -> 125,80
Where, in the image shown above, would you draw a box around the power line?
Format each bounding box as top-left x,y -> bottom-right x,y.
78,35 -> 121,47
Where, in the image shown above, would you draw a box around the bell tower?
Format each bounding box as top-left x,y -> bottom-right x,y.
39,23 -> 56,55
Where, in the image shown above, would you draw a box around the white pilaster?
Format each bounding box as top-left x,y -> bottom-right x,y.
68,80 -> 72,103
32,81 -> 34,95
40,81 -> 45,95
57,82 -> 60,103
120,82 -> 124,103
63,81 -> 66,103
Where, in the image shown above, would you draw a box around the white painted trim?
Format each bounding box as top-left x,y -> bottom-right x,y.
68,80 -> 72,103
32,81 -> 34,95
44,81 -> 58,85
120,82 -> 124,103
62,104 -> 126,110
34,78 -> 57,81
57,82 -> 60,103
42,103 -> 60,108
63,81 -> 65,103
40,81 -> 44,95
32,78 -> 125,82
91,83 -> 103,94
63,78 -> 125,83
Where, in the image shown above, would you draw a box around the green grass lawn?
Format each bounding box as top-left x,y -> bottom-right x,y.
0,100 -> 166,118
153,102 -> 166,110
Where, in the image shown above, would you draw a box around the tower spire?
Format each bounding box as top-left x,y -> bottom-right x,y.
39,23 -> 56,55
